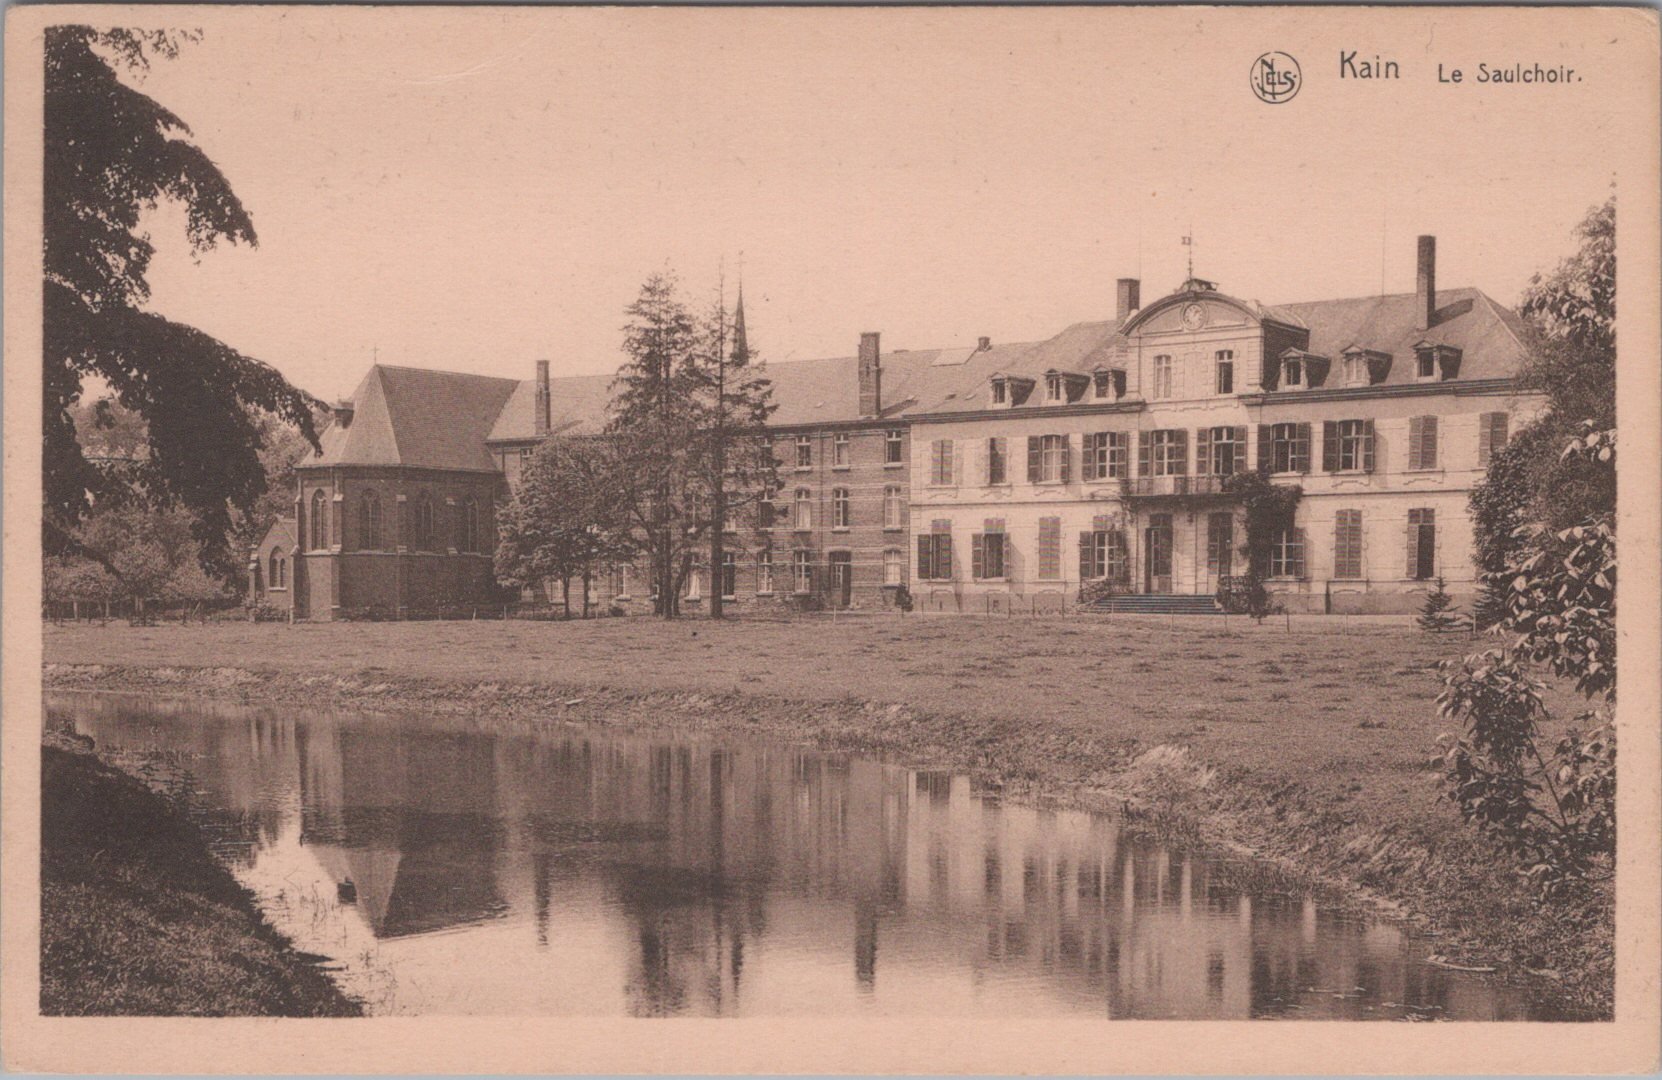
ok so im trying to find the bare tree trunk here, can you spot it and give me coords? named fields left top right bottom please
left=561, top=576, right=571, bottom=619
left=582, top=563, right=592, bottom=618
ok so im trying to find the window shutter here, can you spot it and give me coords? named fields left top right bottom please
left=1257, top=425, right=1272, bottom=472
left=1079, top=532, right=1093, bottom=582
left=1321, top=421, right=1339, bottom=472
left=1137, top=431, right=1151, bottom=477
left=1296, top=422, right=1312, bottom=474
left=1293, top=528, right=1306, bottom=579
left=952, top=440, right=963, bottom=485
left=1195, top=427, right=1212, bottom=475
left=1363, top=419, right=1377, bottom=473
left=937, top=534, right=954, bottom=580
left=1422, top=416, right=1437, bottom=469
left=1409, top=417, right=1425, bottom=470
left=1233, top=426, right=1247, bottom=464
left=1477, top=412, right=1493, bottom=465
left=1405, top=510, right=1420, bottom=578
left=917, top=536, right=931, bottom=580
left=1027, top=436, right=1042, bottom=483
left=1492, top=413, right=1509, bottom=458
left=971, top=533, right=984, bottom=580
left=1060, top=435, right=1072, bottom=483
left=1334, top=515, right=1347, bottom=577
left=1174, top=429, right=1189, bottom=475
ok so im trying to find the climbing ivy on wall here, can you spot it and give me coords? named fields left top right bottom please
left=1219, top=466, right=1302, bottom=619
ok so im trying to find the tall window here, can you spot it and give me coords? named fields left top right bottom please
left=795, top=435, right=813, bottom=468
left=883, top=549, right=903, bottom=586
left=613, top=564, right=633, bottom=599
left=1324, top=419, right=1374, bottom=473
left=1478, top=412, right=1510, bottom=466
left=792, top=550, right=813, bottom=594
left=883, top=485, right=904, bottom=529
left=972, top=529, right=1006, bottom=580
left=358, top=491, right=381, bottom=550
left=756, top=550, right=774, bottom=594
left=720, top=552, right=737, bottom=599
left=885, top=429, right=904, bottom=465
left=1408, top=416, right=1440, bottom=470
left=268, top=550, right=281, bottom=590
left=1152, top=354, right=1174, bottom=398
left=832, top=432, right=850, bottom=467
left=917, top=526, right=953, bottom=581
left=1334, top=510, right=1364, bottom=579
left=1149, top=430, right=1186, bottom=477
left=1037, top=517, right=1061, bottom=579
left=416, top=494, right=435, bottom=550
left=685, top=566, right=703, bottom=600
left=1408, top=508, right=1436, bottom=580
left=1215, top=350, right=1234, bottom=395
left=1267, top=422, right=1311, bottom=474
left=793, top=488, right=812, bottom=530
left=758, top=486, right=777, bottom=530
left=1084, top=432, right=1109, bottom=481
left=1201, top=426, right=1243, bottom=477
left=832, top=487, right=851, bottom=529
left=309, top=490, right=327, bottom=550
left=278, top=556, right=286, bottom=588
left=986, top=437, right=1007, bottom=484
left=1080, top=529, right=1129, bottom=584
left=1270, top=527, right=1305, bottom=579
left=460, top=497, right=480, bottom=553
left=1206, top=512, right=1234, bottom=574
left=1034, top=434, right=1068, bottom=483
left=930, top=439, right=954, bottom=485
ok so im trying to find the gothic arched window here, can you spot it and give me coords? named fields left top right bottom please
left=309, top=490, right=327, bottom=551
left=359, top=491, right=381, bottom=550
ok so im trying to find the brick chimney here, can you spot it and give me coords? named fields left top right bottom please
left=534, top=359, right=551, bottom=436
left=1416, top=235, right=1437, bottom=331
left=1115, top=278, right=1141, bottom=324
left=858, top=332, right=881, bottom=418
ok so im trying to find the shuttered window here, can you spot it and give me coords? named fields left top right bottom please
left=930, top=439, right=955, bottom=485
left=1028, top=434, right=1070, bottom=483
left=1334, top=509, right=1363, bottom=579
left=986, top=437, right=1007, bottom=484
left=1261, top=422, right=1312, bottom=474
left=918, top=521, right=954, bottom=581
left=1197, top=426, right=1247, bottom=476
left=1407, top=508, right=1436, bottom=580
left=1478, top=412, right=1509, bottom=466
left=1408, top=416, right=1440, bottom=470
left=1083, top=432, right=1109, bottom=481
left=1145, top=430, right=1188, bottom=476
left=971, top=530, right=1006, bottom=579
left=1037, top=517, right=1061, bottom=579
left=1322, top=419, right=1376, bottom=472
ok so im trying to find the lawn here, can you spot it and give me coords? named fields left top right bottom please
left=43, top=613, right=1574, bottom=830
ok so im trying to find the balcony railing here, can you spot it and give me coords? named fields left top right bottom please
left=1119, top=475, right=1233, bottom=499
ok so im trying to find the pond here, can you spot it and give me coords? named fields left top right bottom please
left=48, top=691, right=1554, bottom=1019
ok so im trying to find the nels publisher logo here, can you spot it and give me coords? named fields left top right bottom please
left=1250, top=52, right=1301, bottom=104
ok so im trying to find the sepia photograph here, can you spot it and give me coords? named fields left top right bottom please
left=3, top=4, right=1659, bottom=1074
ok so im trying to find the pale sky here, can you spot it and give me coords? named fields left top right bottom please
left=126, top=7, right=1622, bottom=401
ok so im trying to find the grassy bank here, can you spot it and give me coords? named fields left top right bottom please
left=40, top=740, right=362, bottom=1016
left=42, top=616, right=1612, bottom=1016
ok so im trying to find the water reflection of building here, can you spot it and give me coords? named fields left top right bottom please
left=56, top=693, right=1528, bottom=1020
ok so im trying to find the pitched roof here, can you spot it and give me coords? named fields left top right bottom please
left=305, top=365, right=519, bottom=472
left=764, top=341, right=1040, bottom=426
left=487, top=370, right=616, bottom=442
left=1275, top=287, right=1527, bottom=384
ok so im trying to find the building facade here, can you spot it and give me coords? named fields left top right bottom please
left=251, top=235, right=1538, bottom=619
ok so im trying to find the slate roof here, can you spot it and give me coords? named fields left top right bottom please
left=1275, top=288, right=1528, bottom=385
left=309, top=284, right=1529, bottom=472
left=305, top=365, right=519, bottom=472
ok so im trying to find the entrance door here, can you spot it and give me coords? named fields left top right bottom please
left=829, top=552, right=853, bottom=608
left=1144, top=514, right=1173, bottom=594
left=1206, top=512, right=1234, bottom=592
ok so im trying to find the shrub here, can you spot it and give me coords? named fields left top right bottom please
left=1416, top=574, right=1466, bottom=632
left=1123, top=744, right=1216, bottom=820
left=1437, top=426, right=1615, bottom=896
left=244, top=603, right=287, bottom=623
left=891, top=584, right=914, bottom=613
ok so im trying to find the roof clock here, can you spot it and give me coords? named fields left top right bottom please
left=1181, top=302, right=1207, bottom=331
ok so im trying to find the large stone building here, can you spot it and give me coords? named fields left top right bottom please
left=250, top=235, right=1539, bottom=618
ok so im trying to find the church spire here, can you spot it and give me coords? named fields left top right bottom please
left=731, top=280, right=749, bottom=364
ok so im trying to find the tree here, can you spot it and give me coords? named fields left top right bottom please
left=1468, top=196, right=1616, bottom=582
left=1218, top=467, right=1301, bottom=620
left=1416, top=574, right=1464, bottom=633
left=44, top=26, right=319, bottom=577
left=692, top=284, right=776, bottom=619
left=494, top=436, right=631, bottom=617
left=1439, top=425, right=1616, bottom=895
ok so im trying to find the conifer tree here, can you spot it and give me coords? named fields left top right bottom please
left=1417, top=574, right=1463, bottom=633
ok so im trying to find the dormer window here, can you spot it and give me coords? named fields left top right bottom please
left=1416, top=347, right=1436, bottom=380
left=1342, top=345, right=1393, bottom=385
left=1343, top=352, right=1367, bottom=386
left=1283, top=357, right=1304, bottom=388
left=1045, top=373, right=1064, bottom=402
left=1091, top=368, right=1127, bottom=401
left=1413, top=343, right=1463, bottom=381
left=991, top=378, right=1008, bottom=405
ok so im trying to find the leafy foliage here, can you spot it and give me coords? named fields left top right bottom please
left=494, top=436, right=633, bottom=617
left=1218, top=466, right=1300, bottom=620
left=1438, top=426, right=1615, bottom=895
left=44, top=26, right=319, bottom=576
